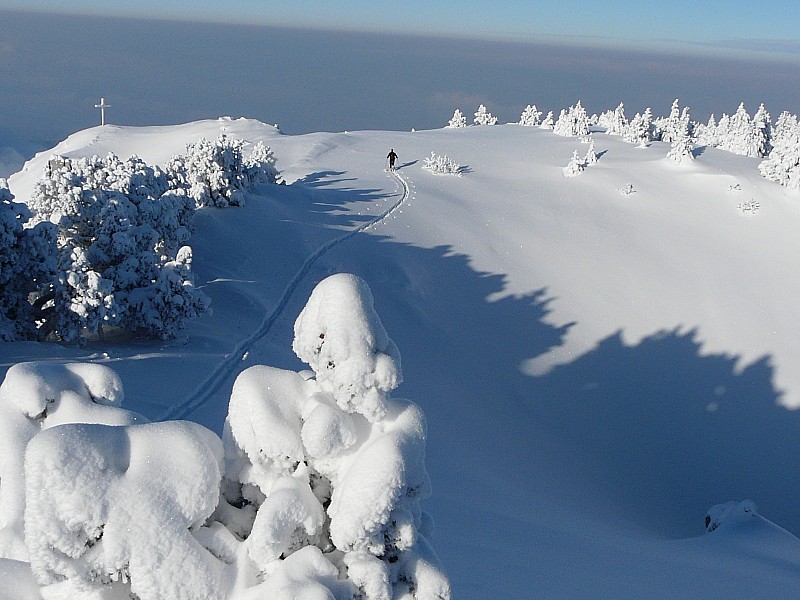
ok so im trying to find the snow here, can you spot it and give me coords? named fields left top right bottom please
left=3, top=116, right=800, bottom=598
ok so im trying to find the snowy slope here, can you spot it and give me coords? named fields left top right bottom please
left=5, top=118, right=800, bottom=599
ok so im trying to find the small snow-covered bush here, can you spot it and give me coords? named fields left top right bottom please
left=473, top=104, right=497, bottom=126
left=446, top=109, right=467, bottom=128
left=221, top=273, right=450, bottom=600
left=705, top=500, right=758, bottom=533
left=422, top=152, right=464, bottom=176
left=562, top=150, right=586, bottom=177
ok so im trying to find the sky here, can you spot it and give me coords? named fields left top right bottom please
left=1, top=6, right=800, bottom=176
left=3, top=0, right=800, bottom=51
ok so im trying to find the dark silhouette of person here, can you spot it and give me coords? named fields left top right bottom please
left=387, top=149, right=398, bottom=171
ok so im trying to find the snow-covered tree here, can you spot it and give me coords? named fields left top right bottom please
left=446, top=109, right=467, bottom=128
left=540, top=110, right=555, bottom=129
left=0, top=181, right=56, bottom=341
left=554, top=101, right=590, bottom=137
left=519, top=104, right=542, bottom=126
left=600, top=102, right=627, bottom=136
left=624, top=108, right=655, bottom=146
left=167, top=135, right=248, bottom=208
left=563, top=150, right=585, bottom=177
left=585, top=138, right=598, bottom=165
left=219, top=274, right=451, bottom=600
left=422, top=152, right=464, bottom=176
left=28, top=153, right=207, bottom=342
left=695, top=114, right=718, bottom=147
left=759, top=111, right=800, bottom=190
left=712, top=103, right=771, bottom=158
left=245, top=140, right=280, bottom=186
left=657, top=99, right=683, bottom=143
left=473, top=104, right=498, bottom=126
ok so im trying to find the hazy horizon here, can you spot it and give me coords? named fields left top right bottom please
left=2, top=9, right=800, bottom=170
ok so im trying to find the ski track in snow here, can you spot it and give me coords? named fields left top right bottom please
left=159, top=170, right=410, bottom=421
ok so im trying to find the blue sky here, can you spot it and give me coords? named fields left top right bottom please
left=3, top=0, right=800, bottom=52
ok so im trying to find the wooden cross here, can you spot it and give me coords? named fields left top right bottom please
left=94, top=97, right=110, bottom=126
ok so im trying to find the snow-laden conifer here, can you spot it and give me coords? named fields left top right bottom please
left=600, top=102, right=627, bottom=135
left=446, top=109, right=467, bottom=128
left=473, top=104, right=498, bottom=126
left=554, top=101, right=590, bottom=137
left=759, top=111, right=800, bottom=189
left=585, top=138, right=598, bottom=165
left=519, top=104, right=542, bottom=126
left=563, top=150, right=586, bottom=177
left=540, top=110, right=555, bottom=129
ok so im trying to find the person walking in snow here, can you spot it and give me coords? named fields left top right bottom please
left=387, top=148, right=398, bottom=171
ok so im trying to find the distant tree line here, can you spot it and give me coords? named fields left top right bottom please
left=449, top=100, right=800, bottom=186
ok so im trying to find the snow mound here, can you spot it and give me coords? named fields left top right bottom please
left=24, top=420, right=224, bottom=600
left=293, top=273, right=402, bottom=423
left=0, top=362, right=143, bottom=562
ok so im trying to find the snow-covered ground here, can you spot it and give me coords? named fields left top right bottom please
left=4, top=117, right=800, bottom=598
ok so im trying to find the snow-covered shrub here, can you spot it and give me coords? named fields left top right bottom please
left=446, top=109, right=467, bottom=128
left=167, top=134, right=248, bottom=208
left=221, top=273, right=450, bottom=600
left=0, top=181, right=56, bottom=341
left=28, top=154, right=206, bottom=342
left=519, top=104, right=542, bottom=126
left=598, top=102, right=628, bottom=135
left=245, top=140, right=280, bottom=186
left=737, top=198, right=760, bottom=214
left=0, top=362, right=143, bottom=562
left=422, top=152, right=464, bottom=176
left=562, top=150, right=585, bottom=177
left=704, top=500, right=758, bottom=533
left=759, top=111, right=800, bottom=189
left=25, top=420, right=224, bottom=600
left=554, top=101, right=589, bottom=137
left=473, top=104, right=497, bottom=126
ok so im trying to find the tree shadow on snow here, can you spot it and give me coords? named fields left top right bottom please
left=235, top=172, right=798, bottom=599
left=269, top=172, right=797, bottom=541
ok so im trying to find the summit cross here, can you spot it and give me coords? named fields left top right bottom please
left=94, top=97, right=110, bottom=126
